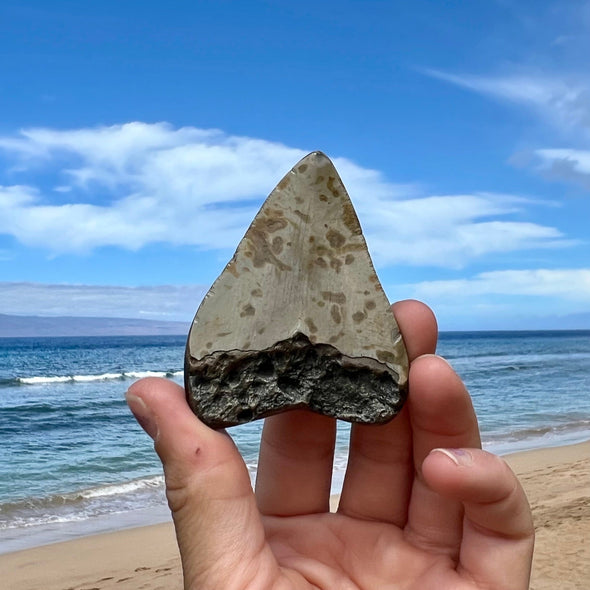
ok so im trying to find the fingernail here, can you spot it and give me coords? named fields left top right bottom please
left=431, top=448, right=474, bottom=466
left=126, top=393, right=159, bottom=440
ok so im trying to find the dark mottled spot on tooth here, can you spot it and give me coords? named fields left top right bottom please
left=317, top=300, right=325, bottom=307
left=345, top=254, right=355, bottom=265
left=257, top=327, right=265, bottom=334
left=295, top=196, right=303, bottom=204
left=294, top=209, right=311, bottom=223
left=328, top=331, right=344, bottom=343
left=365, top=300, right=376, bottom=310
left=352, top=311, right=366, bottom=323
left=298, top=164, right=308, bottom=173
left=226, top=261, right=239, bottom=277
left=309, top=236, right=315, bottom=243
left=206, top=342, right=213, bottom=348
left=271, top=236, right=284, bottom=255
left=305, top=318, right=318, bottom=333
left=377, top=350, right=396, bottom=364
left=327, top=176, right=340, bottom=197
left=364, top=290, right=370, bottom=295
left=331, top=304, right=342, bottom=324
left=217, top=332, right=231, bottom=337
left=326, top=229, right=346, bottom=248
left=319, top=193, right=328, bottom=202
left=251, top=288, right=263, bottom=297
left=315, top=257, right=328, bottom=268
left=264, top=218, right=288, bottom=233
left=243, top=341, right=251, bottom=349
left=240, top=304, right=255, bottom=317
left=247, top=228, right=292, bottom=271
left=330, top=257, right=343, bottom=272
left=322, top=291, right=346, bottom=304
left=341, top=200, right=362, bottom=235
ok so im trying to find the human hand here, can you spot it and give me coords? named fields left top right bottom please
left=126, top=300, right=534, bottom=589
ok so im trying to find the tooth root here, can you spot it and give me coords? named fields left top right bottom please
left=185, top=151, right=408, bottom=428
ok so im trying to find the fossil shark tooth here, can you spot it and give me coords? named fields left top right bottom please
left=185, top=151, right=408, bottom=428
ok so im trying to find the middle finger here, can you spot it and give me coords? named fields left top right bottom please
left=338, top=299, right=438, bottom=525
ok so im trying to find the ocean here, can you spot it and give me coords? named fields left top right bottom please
left=1, top=331, right=589, bottom=553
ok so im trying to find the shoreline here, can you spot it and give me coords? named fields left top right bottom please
left=1, top=439, right=588, bottom=590
left=2, top=430, right=589, bottom=556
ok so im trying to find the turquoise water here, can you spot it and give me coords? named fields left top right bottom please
left=1, top=331, right=589, bottom=552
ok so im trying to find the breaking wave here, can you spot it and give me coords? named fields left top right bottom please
left=0, top=476, right=166, bottom=530
left=11, top=370, right=184, bottom=386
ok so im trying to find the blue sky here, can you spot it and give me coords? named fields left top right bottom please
left=1, top=0, right=589, bottom=330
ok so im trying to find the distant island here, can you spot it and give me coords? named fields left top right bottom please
left=0, top=314, right=189, bottom=337
left=2, top=312, right=589, bottom=337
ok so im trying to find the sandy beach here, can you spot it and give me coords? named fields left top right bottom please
left=2, top=440, right=588, bottom=590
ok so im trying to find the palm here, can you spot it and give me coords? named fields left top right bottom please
left=262, top=512, right=464, bottom=589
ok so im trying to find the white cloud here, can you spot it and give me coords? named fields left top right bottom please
left=422, top=66, right=590, bottom=192
left=401, top=268, right=590, bottom=329
left=358, top=193, right=568, bottom=268
left=536, top=149, right=590, bottom=174
left=407, top=268, right=590, bottom=302
left=0, top=122, right=569, bottom=267
left=0, top=124, right=307, bottom=252
left=423, top=69, right=590, bottom=133
left=0, top=282, right=207, bottom=321
left=532, top=148, right=590, bottom=189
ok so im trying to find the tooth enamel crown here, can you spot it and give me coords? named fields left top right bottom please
left=185, top=151, right=408, bottom=428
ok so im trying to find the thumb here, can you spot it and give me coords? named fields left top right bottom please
left=126, top=377, right=272, bottom=589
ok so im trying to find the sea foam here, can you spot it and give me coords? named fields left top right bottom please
left=16, top=370, right=183, bottom=385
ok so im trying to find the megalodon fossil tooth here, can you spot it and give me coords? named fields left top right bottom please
left=185, top=151, right=408, bottom=428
